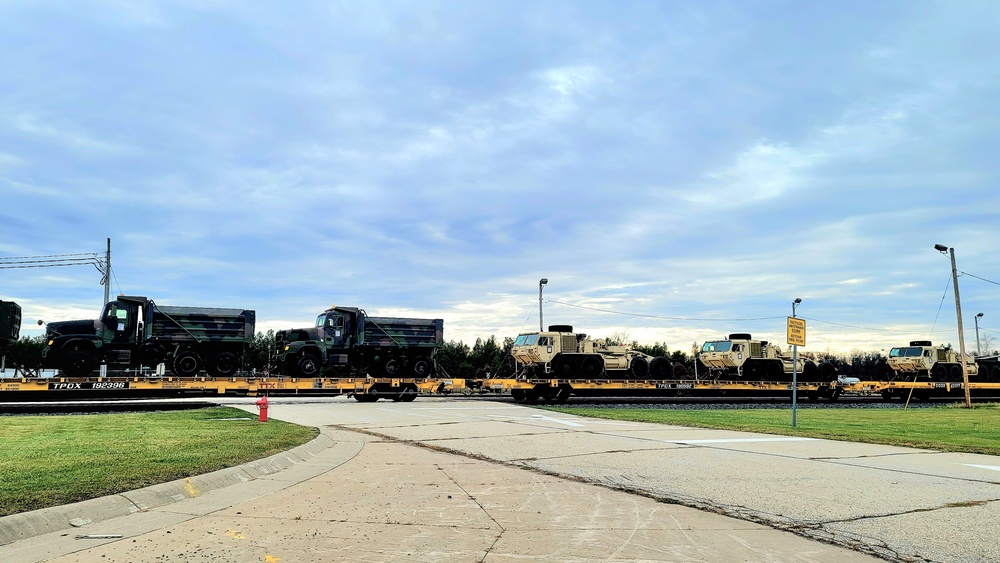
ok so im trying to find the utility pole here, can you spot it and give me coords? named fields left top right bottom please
left=935, top=244, right=971, bottom=408
left=538, top=278, right=548, bottom=331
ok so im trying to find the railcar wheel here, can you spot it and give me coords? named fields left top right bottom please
left=511, top=389, right=526, bottom=403
left=172, top=350, right=203, bottom=377
left=295, top=353, right=322, bottom=377
left=554, top=387, right=571, bottom=403
left=354, top=394, right=379, bottom=402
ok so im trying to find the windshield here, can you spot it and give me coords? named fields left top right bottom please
left=701, top=341, right=732, bottom=353
left=893, top=347, right=923, bottom=357
left=315, top=314, right=327, bottom=327
left=513, top=334, right=539, bottom=346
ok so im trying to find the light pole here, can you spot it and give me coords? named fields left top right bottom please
left=791, top=297, right=802, bottom=427
left=975, top=313, right=984, bottom=356
left=934, top=244, right=971, bottom=407
left=538, top=278, right=548, bottom=332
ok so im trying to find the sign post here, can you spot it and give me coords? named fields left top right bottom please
left=787, top=312, right=806, bottom=427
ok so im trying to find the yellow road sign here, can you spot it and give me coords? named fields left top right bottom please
left=787, top=317, right=806, bottom=347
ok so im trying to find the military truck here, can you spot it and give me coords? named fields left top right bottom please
left=273, top=306, right=444, bottom=378
left=42, top=295, right=255, bottom=377
left=510, top=325, right=670, bottom=379
left=887, top=340, right=1000, bottom=382
left=0, top=299, right=21, bottom=357
left=698, top=333, right=836, bottom=382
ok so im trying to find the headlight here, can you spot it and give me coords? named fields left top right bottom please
left=47, top=339, right=54, bottom=346
left=284, top=345, right=289, bottom=351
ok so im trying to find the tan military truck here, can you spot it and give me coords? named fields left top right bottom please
left=887, top=340, right=1000, bottom=382
left=510, top=324, right=671, bottom=379
left=698, top=333, right=836, bottom=382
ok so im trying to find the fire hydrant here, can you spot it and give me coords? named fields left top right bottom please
left=255, top=395, right=269, bottom=422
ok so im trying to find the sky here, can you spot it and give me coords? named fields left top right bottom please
left=2, top=0, right=999, bottom=357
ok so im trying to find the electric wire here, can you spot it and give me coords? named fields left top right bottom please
left=960, top=271, right=1000, bottom=286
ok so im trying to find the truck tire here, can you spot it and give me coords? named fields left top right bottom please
left=628, top=357, right=649, bottom=379
left=63, top=344, right=97, bottom=377
left=930, top=364, right=947, bottom=381
left=649, top=357, right=670, bottom=379
left=383, top=357, right=404, bottom=377
left=139, top=343, right=166, bottom=368
left=581, top=355, right=604, bottom=378
left=411, top=357, right=432, bottom=378
left=172, top=350, right=203, bottom=377
left=551, top=355, right=574, bottom=378
left=295, top=353, right=322, bottom=377
left=209, top=352, right=239, bottom=377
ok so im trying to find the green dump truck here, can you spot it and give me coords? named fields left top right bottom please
left=0, top=299, right=21, bottom=356
left=274, top=306, right=444, bottom=378
left=42, top=295, right=255, bottom=377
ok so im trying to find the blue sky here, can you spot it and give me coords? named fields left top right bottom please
left=2, top=1, right=998, bottom=356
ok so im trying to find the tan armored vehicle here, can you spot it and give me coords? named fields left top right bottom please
left=511, top=325, right=670, bottom=379
left=698, top=333, right=835, bottom=382
left=886, top=340, right=1000, bottom=382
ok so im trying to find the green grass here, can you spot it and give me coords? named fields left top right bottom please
left=541, top=404, right=1000, bottom=456
left=0, top=407, right=318, bottom=516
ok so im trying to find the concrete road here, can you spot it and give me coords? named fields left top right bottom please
left=2, top=396, right=996, bottom=562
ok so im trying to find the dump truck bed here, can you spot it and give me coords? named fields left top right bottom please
left=150, top=305, right=255, bottom=342
left=361, top=316, right=443, bottom=349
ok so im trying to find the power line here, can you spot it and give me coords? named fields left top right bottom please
left=960, top=271, right=1000, bottom=286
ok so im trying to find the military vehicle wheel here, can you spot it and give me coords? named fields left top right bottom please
left=628, top=356, right=649, bottom=379
left=295, top=354, right=321, bottom=377
left=63, top=346, right=97, bottom=377
left=819, top=362, right=837, bottom=382
left=551, top=356, right=574, bottom=378
left=802, top=361, right=817, bottom=382
left=139, top=343, right=166, bottom=368
left=172, top=350, right=202, bottom=377
left=767, top=361, right=783, bottom=380
left=992, top=366, right=1000, bottom=382
left=743, top=362, right=761, bottom=380
left=383, top=357, right=404, bottom=377
left=411, top=357, right=432, bottom=378
left=930, top=364, right=947, bottom=381
left=948, top=365, right=963, bottom=382
left=581, top=355, right=603, bottom=378
left=209, top=352, right=239, bottom=377
left=649, top=357, right=670, bottom=379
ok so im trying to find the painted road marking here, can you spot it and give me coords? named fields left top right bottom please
left=963, top=464, right=1000, bottom=472
left=531, top=414, right=586, bottom=427
left=665, top=437, right=816, bottom=444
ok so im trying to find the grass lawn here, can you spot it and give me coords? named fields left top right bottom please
left=0, top=406, right=318, bottom=516
left=541, top=404, right=1000, bottom=456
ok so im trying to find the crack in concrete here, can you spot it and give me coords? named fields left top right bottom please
left=435, top=464, right=505, bottom=563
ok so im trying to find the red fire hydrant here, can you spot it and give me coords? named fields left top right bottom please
left=255, top=395, right=269, bottom=422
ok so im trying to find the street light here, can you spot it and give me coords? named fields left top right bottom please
left=975, top=312, right=984, bottom=356
left=791, top=298, right=802, bottom=427
left=934, top=244, right=971, bottom=407
left=538, top=278, right=548, bottom=331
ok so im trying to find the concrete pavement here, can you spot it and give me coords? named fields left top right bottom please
left=2, top=396, right=997, bottom=562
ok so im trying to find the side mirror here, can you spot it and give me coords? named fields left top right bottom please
left=103, top=315, right=117, bottom=328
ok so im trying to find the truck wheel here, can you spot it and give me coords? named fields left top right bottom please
left=581, top=355, right=604, bottom=378
left=551, top=356, right=574, bottom=378
left=383, top=357, right=403, bottom=377
left=411, top=357, right=432, bottom=378
left=649, top=357, right=670, bottom=380
left=930, top=364, right=947, bottom=381
left=139, top=344, right=166, bottom=368
left=63, top=346, right=96, bottom=377
left=209, top=352, right=239, bottom=377
left=172, top=350, right=202, bottom=377
left=628, top=357, right=649, bottom=379
left=294, top=354, right=321, bottom=377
